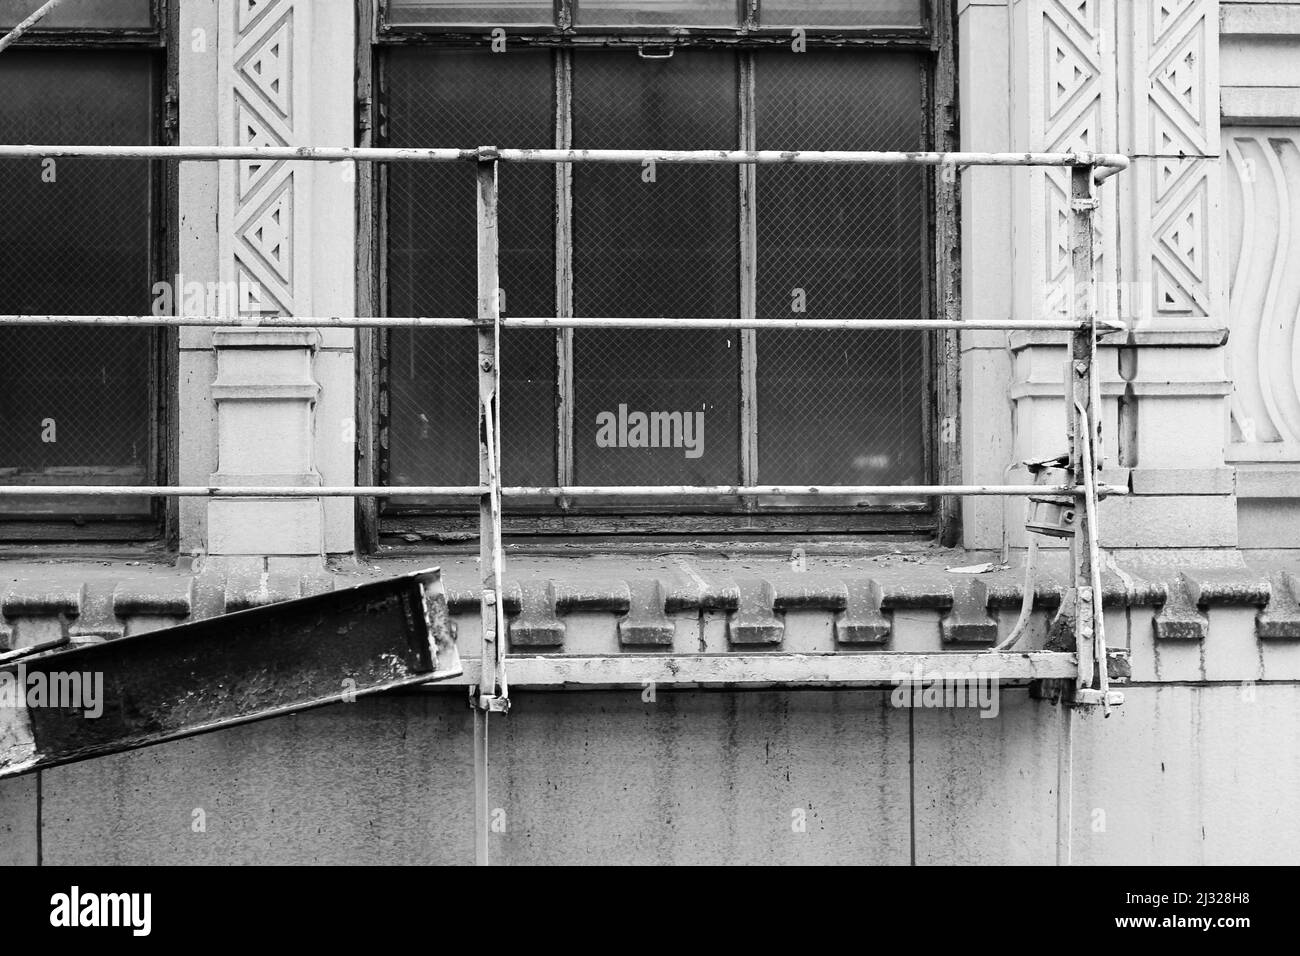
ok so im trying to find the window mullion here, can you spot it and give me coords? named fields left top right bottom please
left=739, top=51, right=758, bottom=489
left=555, top=48, right=574, bottom=501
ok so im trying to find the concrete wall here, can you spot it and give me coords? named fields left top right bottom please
left=2, top=683, right=1295, bottom=865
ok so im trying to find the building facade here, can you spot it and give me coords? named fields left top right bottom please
left=1, top=0, right=1299, bottom=864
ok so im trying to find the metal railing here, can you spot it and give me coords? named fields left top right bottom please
left=0, top=144, right=1129, bottom=719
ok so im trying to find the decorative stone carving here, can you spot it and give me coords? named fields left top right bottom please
left=1225, top=128, right=1300, bottom=461
left=1119, top=0, right=1221, bottom=325
left=222, top=0, right=299, bottom=316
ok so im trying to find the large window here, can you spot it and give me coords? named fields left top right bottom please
left=0, top=2, right=170, bottom=541
left=368, top=0, right=949, bottom=538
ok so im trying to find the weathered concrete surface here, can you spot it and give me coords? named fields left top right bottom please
left=486, top=691, right=910, bottom=866
left=2, top=684, right=1296, bottom=865
left=1069, top=684, right=1300, bottom=865
left=913, top=684, right=1300, bottom=865
left=0, top=773, right=37, bottom=866
left=912, top=688, right=1060, bottom=865
left=34, top=695, right=475, bottom=866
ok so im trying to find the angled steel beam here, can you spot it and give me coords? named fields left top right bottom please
left=0, top=568, right=460, bottom=778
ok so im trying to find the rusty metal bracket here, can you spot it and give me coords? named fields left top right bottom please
left=1069, top=688, right=1125, bottom=710
left=0, top=568, right=460, bottom=779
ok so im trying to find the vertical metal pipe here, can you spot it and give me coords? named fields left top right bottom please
left=473, top=705, right=489, bottom=867
left=475, top=152, right=503, bottom=866
left=1069, top=165, right=1099, bottom=691
left=1056, top=698, right=1074, bottom=865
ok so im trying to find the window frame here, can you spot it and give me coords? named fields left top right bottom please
left=357, top=0, right=959, bottom=548
left=0, top=0, right=178, bottom=545
left=376, top=0, right=933, bottom=39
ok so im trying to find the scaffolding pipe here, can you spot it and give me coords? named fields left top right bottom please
left=0, top=0, right=68, bottom=53
left=0, top=314, right=1119, bottom=332
left=0, top=143, right=1130, bottom=176
left=473, top=154, right=505, bottom=868
left=0, top=483, right=1127, bottom=498
left=1068, top=164, right=1105, bottom=695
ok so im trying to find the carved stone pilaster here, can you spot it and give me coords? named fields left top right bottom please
left=196, top=0, right=356, bottom=564
left=207, top=330, right=323, bottom=558
left=1010, top=0, right=1119, bottom=329
left=205, top=0, right=322, bottom=563
left=219, top=0, right=305, bottom=317
left=1004, top=1, right=1234, bottom=549
left=1117, top=0, right=1223, bottom=326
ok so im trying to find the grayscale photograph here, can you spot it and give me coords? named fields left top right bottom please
left=0, top=0, right=1288, bottom=902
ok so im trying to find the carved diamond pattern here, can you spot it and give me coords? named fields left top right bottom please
left=1149, top=14, right=1206, bottom=150
left=1036, top=1, right=1109, bottom=317
left=1151, top=171, right=1209, bottom=316
left=237, top=0, right=276, bottom=33
left=1142, top=0, right=1214, bottom=319
left=1151, top=0, right=1197, bottom=47
left=235, top=7, right=293, bottom=122
left=1044, top=12, right=1099, bottom=135
left=225, top=0, right=296, bottom=316
left=235, top=91, right=286, bottom=202
left=239, top=176, right=294, bottom=288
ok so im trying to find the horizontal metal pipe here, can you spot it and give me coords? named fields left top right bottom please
left=493, top=149, right=1132, bottom=172
left=500, top=485, right=1127, bottom=497
left=444, top=651, right=1082, bottom=688
left=0, top=484, right=1127, bottom=498
left=0, top=145, right=472, bottom=162
left=0, top=144, right=1130, bottom=174
left=0, top=486, right=478, bottom=498
left=0, top=314, right=1119, bottom=332
left=491, top=317, right=1110, bottom=331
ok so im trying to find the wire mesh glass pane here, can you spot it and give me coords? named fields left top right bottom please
left=385, top=0, right=555, bottom=27
left=385, top=48, right=556, bottom=503
left=571, top=50, right=739, bottom=490
left=755, top=51, right=927, bottom=498
left=760, top=0, right=924, bottom=29
left=577, top=0, right=738, bottom=27
left=0, top=0, right=153, bottom=29
left=0, top=50, right=156, bottom=519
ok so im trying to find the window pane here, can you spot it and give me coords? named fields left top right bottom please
left=385, top=0, right=555, bottom=26
left=577, top=0, right=737, bottom=27
left=755, top=52, right=927, bottom=494
left=0, top=0, right=153, bottom=29
left=761, top=0, right=924, bottom=29
left=385, top=49, right=556, bottom=498
left=572, top=50, right=739, bottom=489
left=0, top=51, right=156, bottom=519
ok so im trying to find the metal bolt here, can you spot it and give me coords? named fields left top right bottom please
left=1075, top=362, right=1088, bottom=375
left=481, top=359, right=493, bottom=372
